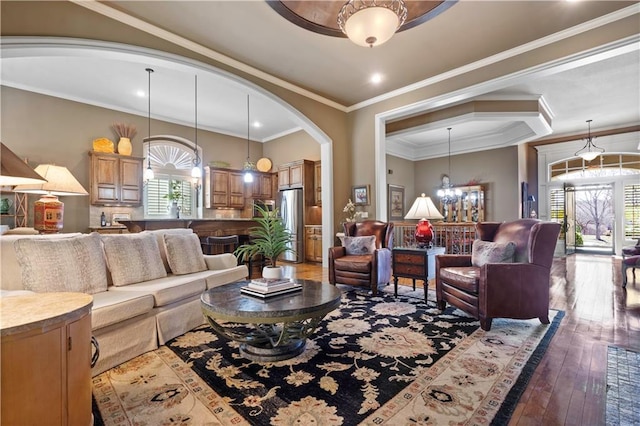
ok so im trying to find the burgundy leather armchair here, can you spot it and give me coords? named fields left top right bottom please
left=436, top=219, right=561, bottom=331
left=329, top=221, right=394, bottom=295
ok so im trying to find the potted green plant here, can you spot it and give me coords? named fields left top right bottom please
left=234, top=204, right=293, bottom=279
left=163, top=180, right=182, bottom=218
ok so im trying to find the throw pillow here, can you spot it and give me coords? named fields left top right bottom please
left=343, top=235, right=377, bottom=255
left=471, top=239, right=516, bottom=267
left=163, top=233, right=207, bottom=275
left=14, top=232, right=108, bottom=294
left=102, top=232, right=167, bottom=286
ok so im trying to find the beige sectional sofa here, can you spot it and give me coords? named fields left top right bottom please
left=0, top=228, right=248, bottom=375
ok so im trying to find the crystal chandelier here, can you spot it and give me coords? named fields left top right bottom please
left=437, top=127, right=461, bottom=204
left=574, top=119, right=604, bottom=162
left=337, top=0, right=408, bottom=48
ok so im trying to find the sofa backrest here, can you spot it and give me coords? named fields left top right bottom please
left=146, top=228, right=194, bottom=272
left=0, top=233, right=83, bottom=291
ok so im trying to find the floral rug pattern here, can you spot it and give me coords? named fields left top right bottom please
left=93, top=287, right=561, bottom=425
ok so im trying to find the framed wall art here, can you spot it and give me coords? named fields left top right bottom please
left=352, top=184, right=370, bottom=206
left=388, top=184, right=405, bottom=221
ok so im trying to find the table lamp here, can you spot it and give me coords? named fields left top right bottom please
left=404, top=193, right=444, bottom=248
left=0, top=143, right=48, bottom=186
left=13, top=164, right=88, bottom=233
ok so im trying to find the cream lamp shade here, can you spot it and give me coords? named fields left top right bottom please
left=404, top=194, right=444, bottom=221
left=0, top=143, right=48, bottom=186
left=338, top=0, right=408, bottom=47
left=13, top=164, right=88, bottom=233
left=404, top=193, right=444, bottom=248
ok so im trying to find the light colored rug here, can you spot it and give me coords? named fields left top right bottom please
left=93, top=286, right=562, bottom=425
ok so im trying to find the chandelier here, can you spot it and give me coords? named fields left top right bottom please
left=338, top=0, right=408, bottom=47
left=243, top=95, right=256, bottom=183
left=437, top=127, right=461, bottom=205
left=574, top=119, right=604, bottom=162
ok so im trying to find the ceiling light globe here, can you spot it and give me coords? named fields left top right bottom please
left=243, top=171, right=254, bottom=183
left=143, top=167, right=154, bottom=181
left=191, top=166, right=202, bottom=178
left=344, top=7, right=400, bottom=47
left=579, top=151, right=599, bottom=162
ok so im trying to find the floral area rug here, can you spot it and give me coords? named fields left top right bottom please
left=92, top=287, right=562, bottom=425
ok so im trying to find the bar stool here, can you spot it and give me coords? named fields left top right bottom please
left=204, top=235, right=239, bottom=255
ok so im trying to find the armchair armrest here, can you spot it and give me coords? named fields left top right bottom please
left=478, top=262, right=551, bottom=320
left=329, top=246, right=346, bottom=259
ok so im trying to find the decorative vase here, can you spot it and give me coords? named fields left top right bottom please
left=117, top=137, right=132, bottom=156
left=168, top=201, right=181, bottom=219
left=262, top=266, right=283, bottom=280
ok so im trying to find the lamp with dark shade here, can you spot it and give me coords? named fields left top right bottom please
left=404, top=193, right=444, bottom=248
left=14, top=164, right=88, bottom=233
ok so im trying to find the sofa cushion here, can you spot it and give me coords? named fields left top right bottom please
left=148, top=228, right=194, bottom=273
left=334, top=255, right=372, bottom=273
left=163, top=233, right=207, bottom=275
left=440, top=266, right=480, bottom=293
left=471, top=240, right=516, bottom=267
left=14, top=233, right=108, bottom=294
left=204, top=265, right=248, bottom=289
left=1, top=233, right=83, bottom=291
left=102, top=232, right=167, bottom=286
left=343, top=236, right=376, bottom=255
left=91, top=290, right=155, bottom=331
left=108, top=273, right=206, bottom=307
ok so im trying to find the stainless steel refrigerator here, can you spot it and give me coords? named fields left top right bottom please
left=277, top=188, right=304, bottom=263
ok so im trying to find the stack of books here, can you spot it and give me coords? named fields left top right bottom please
left=240, top=278, right=302, bottom=299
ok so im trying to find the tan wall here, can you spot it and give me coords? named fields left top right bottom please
left=414, top=146, right=520, bottom=222
left=263, top=130, right=320, bottom=170
left=3, top=1, right=635, bottom=230
left=385, top=155, right=415, bottom=220
left=1, top=86, right=265, bottom=232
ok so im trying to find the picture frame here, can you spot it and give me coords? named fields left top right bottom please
left=352, top=184, right=370, bottom=206
left=388, top=184, right=405, bottom=221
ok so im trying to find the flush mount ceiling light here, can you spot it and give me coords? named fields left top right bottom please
left=337, top=0, right=407, bottom=47
left=267, top=0, right=454, bottom=47
left=575, top=119, right=604, bottom=162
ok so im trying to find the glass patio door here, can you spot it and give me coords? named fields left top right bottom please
left=564, top=185, right=576, bottom=255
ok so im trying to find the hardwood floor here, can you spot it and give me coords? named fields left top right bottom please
left=282, top=254, right=640, bottom=425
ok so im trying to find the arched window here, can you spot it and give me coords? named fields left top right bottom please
left=143, top=139, right=201, bottom=218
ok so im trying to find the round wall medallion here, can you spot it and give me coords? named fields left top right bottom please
left=256, top=157, right=272, bottom=172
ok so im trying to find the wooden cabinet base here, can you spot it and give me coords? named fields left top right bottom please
left=1, top=293, right=93, bottom=425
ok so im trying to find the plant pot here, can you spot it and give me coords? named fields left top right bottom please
left=117, top=137, right=132, bottom=156
left=262, top=266, right=283, bottom=280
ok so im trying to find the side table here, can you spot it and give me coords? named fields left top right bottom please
left=392, top=246, right=446, bottom=302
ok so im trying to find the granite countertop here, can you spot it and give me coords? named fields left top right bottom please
left=1, top=292, right=93, bottom=336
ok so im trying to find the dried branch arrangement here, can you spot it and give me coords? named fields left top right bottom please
left=112, top=122, right=137, bottom=139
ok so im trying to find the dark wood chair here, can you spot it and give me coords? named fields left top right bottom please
left=203, top=235, right=239, bottom=255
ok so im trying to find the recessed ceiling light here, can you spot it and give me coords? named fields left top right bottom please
left=371, top=73, right=383, bottom=84
left=252, top=121, right=262, bottom=128
left=136, top=90, right=145, bottom=97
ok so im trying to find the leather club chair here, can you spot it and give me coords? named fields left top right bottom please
left=329, top=220, right=394, bottom=295
left=435, top=219, right=561, bottom=331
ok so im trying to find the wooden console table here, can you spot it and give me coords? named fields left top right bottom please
left=1, top=292, right=94, bottom=425
left=392, top=247, right=446, bottom=302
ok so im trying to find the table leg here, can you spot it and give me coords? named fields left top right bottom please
left=394, top=276, right=398, bottom=297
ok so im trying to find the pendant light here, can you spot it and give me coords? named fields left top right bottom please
left=243, top=94, right=255, bottom=183
left=437, top=127, right=462, bottom=204
left=143, top=68, right=155, bottom=182
left=575, top=119, right=604, bottom=162
left=191, top=74, right=202, bottom=180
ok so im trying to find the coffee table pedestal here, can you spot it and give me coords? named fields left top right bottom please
left=201, top=280, right=342, bottom=362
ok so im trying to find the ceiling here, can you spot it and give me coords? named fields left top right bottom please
left=1, top=1, right=638, bottom=159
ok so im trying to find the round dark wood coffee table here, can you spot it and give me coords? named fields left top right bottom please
left=200, top=279, right=342, bottom=362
